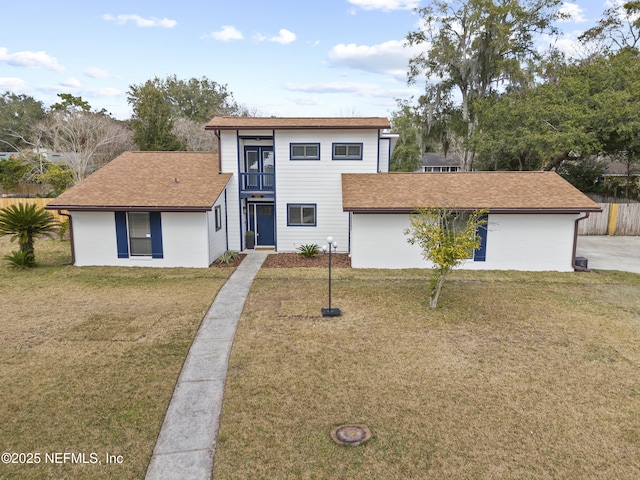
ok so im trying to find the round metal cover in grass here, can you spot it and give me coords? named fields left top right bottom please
left=330, top=424, right=372, bottom=446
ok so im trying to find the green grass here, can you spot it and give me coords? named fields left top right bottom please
left=3, top=236, right=640, bottom=479
left=214, top=267, right=640, bottom=479
left=0, top=237, right=233, bottom=479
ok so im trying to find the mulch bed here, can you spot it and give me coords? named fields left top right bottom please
left=210, top=252, right=351, bottom=268
left=210, top=254, right=246, bottom=268
left=262, top=252, right=351, bottom=268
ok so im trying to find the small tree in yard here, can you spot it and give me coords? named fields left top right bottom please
left=0, top=203, right=59, bottom=267
left=405, top=207, right=487, bottom=309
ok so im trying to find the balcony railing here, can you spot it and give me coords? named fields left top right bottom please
left=240, top=172, right=274, bottom=192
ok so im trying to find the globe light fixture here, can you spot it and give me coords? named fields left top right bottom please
left=321, top=235, right=341, bottom=317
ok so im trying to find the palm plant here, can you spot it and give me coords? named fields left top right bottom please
left=0, top=203, right=59, bottom=267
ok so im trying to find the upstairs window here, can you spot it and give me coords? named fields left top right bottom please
left=290, top=143, right=320, bottom=160
left=332, top=143, right=362, bottom=160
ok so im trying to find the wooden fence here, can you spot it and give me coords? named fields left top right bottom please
left=0, top=198, right=66, bottom=222
left=578, top=202, right=640, bottom=235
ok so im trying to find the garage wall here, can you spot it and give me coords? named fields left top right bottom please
left=350, top=212, right=579, bottom=271
left=71, top=211, right=212, bottom=268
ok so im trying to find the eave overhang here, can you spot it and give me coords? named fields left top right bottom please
left=45, top=205, right=213, bottom=213
left=344, top=206, right=604, bottom=214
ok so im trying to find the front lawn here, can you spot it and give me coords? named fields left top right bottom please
left=0, top=237, right=232, bottom=479
left=214, top=267, right=640, bottom=479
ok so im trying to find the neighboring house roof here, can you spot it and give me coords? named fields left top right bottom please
left=46, top=151, right=231, bottom=212
left=205, top=116, right=391, bottom=130
left=421, top=152, right=461, bottom=168
left=342, top=171, right=602, bottom=213
left=603, top=160, right=640, bottom=177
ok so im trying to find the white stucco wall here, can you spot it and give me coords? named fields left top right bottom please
left=350, top=212, right=580, bottom=271
left=71, top=210, right=213, bottom=268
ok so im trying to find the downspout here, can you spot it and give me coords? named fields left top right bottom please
left=572, top=212, right=590, bottom=272
left=57, top=210, right=75, bottom=265
left=215, top=130, right=222, bottom=173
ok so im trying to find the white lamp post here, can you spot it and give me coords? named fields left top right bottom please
left=321, top=236, right=341, bottom=317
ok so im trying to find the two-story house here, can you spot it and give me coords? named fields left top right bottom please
left=46, top=116, right=601, bottom=271
left=206, top=117, right=397, bottom=252
left=45, top=117, right=397, bottom=267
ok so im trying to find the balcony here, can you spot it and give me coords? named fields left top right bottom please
left=240, top=172, right=275, bottom=194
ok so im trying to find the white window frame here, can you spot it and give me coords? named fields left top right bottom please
left=128, top=212, right=152, bottom=256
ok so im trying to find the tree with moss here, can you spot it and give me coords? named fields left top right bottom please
left=405, top=207, right=487, bottom=309
left=0, top=203, right=59, bottom=267
left=406, top=0, right=566, bottom=171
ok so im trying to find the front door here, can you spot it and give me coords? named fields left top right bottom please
left=256, top=205, right=275, bottom=245
left=248, top=203, right=275, bottom=246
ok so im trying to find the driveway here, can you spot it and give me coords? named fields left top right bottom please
left=576, top=235, right=640, bottom=274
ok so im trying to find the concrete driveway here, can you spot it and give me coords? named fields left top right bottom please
left=576, top=235, right=640, bottom=274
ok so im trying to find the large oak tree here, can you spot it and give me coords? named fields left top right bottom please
left=406, top=0, right=566, bottom=170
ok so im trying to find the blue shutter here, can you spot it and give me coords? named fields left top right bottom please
left=114, top=211, right=129, bottom=258
left=150, top=212, right=164, bottom=259
left=474, top=214, right=488, bottom=262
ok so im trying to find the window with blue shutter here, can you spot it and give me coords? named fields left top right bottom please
left=149, top=212, right=163, bottom=258
left=114, top=211, right=163, bottom=259
left=114, top=211, right=129, bottom=258
left=474, top=214, right=488, bottom=262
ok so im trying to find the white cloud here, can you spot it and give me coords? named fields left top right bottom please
left=61, top=77, right=81, bottom=88
left=284, top=81, right=418, bottom=100
left=85, top=67, right=110, bottom=78
left=290, top=96, right=324, bottom=106
left=327, top=40, right=421, bottom=78
left=559, top=3, right=587, bottom=23
left=86, top=87, right=123, bottom=98
left=0, top=47, right=64, bottom=71
left=348, top=0, right=420, bottom=11
left=207, top=25, right=243, bottom=41
left=0, top=77, right=29, bottom=93
left=269, top=29, right=296, bottom=44
left=102, top=14, right=177, bottom=28
left=256, top=29, right=296, bottom=44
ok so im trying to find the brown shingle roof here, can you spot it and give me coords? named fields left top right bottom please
left=205, top=116, right=390, bottom=130
left=342, top=172, right=602, bottom=213
left=46, top=151, right=231, bottom=212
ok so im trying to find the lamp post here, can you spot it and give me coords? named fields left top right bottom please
left=321, top=236, right=341, bottom=317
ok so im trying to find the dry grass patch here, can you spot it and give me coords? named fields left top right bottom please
left=214, top=267, right=640, bottom=479
left=0, top=237, right=233, bottom=479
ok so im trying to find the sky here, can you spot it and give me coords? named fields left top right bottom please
left=0, top=0, right=619, bottom=121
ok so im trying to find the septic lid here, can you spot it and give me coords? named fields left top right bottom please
left=330, top=424, right=372, bottom=446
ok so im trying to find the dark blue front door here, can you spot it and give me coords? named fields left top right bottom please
left=249, top=204, right=275, bottom=246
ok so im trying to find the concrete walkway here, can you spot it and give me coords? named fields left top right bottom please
left=145, top=251, right=268, bottom=480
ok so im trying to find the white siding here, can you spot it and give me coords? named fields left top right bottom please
left=71, top=211, right=212, bottom=268
left=207, top=192, right=228, bottom=264
left=351, top=213, right=579, bottom=271
left=378, top=137, right=390, bottom=173
left=274, top=129, right=380, bottom=252
left=219, top=130, right=242, bottom=250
